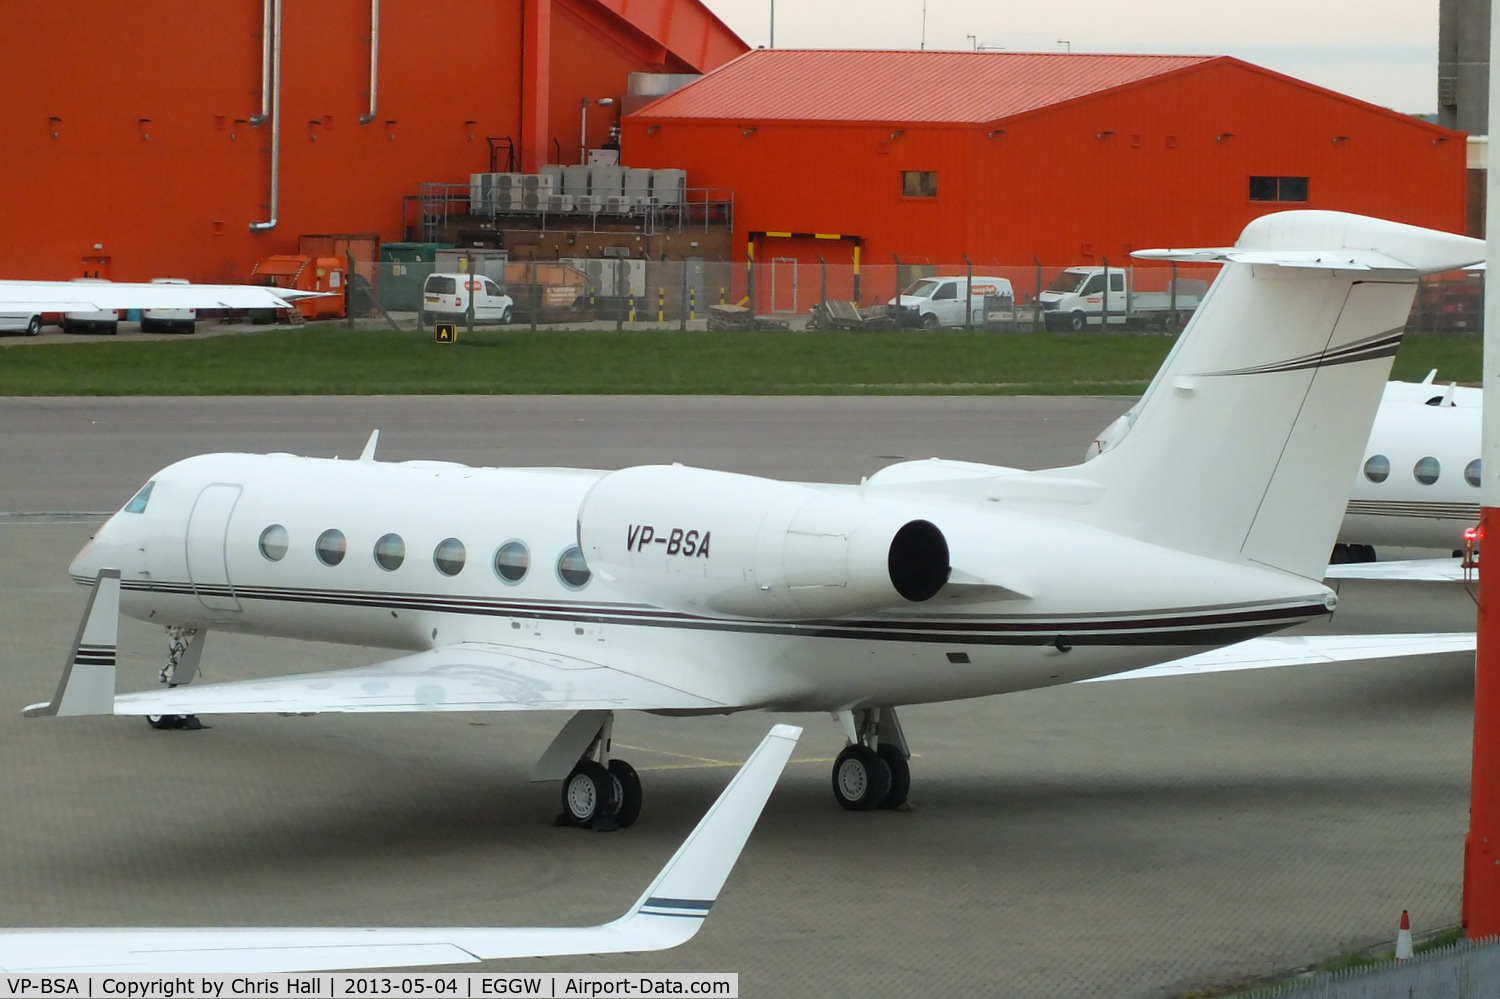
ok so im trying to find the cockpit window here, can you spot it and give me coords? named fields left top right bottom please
left=123, top=481, right=155, bottom=514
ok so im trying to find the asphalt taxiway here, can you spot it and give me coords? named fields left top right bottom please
left=0, top=396, right=1479, bottom=997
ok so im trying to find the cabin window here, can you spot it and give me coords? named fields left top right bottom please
left=494, top=541, right=530, bottom=583
left=1413, top=456, right=1441, bottom=485
left=123, top=481, right=155, bottom=514
left=374, top=533, right=406, bottom=571
left=434, top=538, right=467, bottom=576
left=1466, top=459, right=1482, bottom=488
left=259, top=524, right=288, bottom=561
left=901, top=171, right=937, bottom=197
left=1248, top=176, right=1309, bottom=202
left=558, top=546, right=592, bottom=589
left=316, top=529, right=347, bottom=566
left=1362, top=455, right=1390, bottom=483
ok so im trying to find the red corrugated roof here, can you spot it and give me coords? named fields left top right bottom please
left=633, top=49, right=1217, bottom=123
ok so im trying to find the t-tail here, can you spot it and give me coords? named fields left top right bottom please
left=1071, top=211, right=1483, bottom=580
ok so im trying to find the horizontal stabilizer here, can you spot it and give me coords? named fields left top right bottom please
left=108, top=642, right=732, bottom=716
left=1132, top=211, right=1484, bottom=276
left=1325, top=558, right=1472, bottom=583
left=1085, top=632, right=1474, bottom=682
left=0, top=725, right=801, bottom=972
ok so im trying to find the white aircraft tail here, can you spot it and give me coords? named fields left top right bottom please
left=1074, top=212, right=1483, bottom=580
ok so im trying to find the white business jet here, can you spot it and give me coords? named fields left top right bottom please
left=23, top=211, right=1485, bottom=829
left=0, top=722, right=799, bottom=972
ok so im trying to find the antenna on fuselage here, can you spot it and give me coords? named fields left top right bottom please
left=359, top=429, right=380, bottom=462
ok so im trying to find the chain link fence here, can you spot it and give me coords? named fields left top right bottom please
left=313, top=254, right=1480, bottom=334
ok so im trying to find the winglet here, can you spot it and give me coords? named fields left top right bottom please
left=607, top=724, right=801, bottom=949
left=24, top=569, right=120, bottom=718
left=359, top=429, right=380, bottom=462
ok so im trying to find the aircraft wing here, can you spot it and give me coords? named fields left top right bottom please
left=0, top=280, right=322, bottom=312
left=1085, top=632, right=1474, bottom=682
left=1324, top=558, right=1472, bottom=582
left=104, top=642, right=732, bottom=717
left=0, top=724, right=801, bottom=972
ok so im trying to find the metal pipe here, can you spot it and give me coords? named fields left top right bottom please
left=360, top=0, right=379, bottom=125
left=250, top=0, right=281, bottom=231
left=250, top=0, right=272, bottom=125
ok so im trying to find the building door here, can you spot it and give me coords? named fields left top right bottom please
left=185, top=484, right=243, bottom=612
left=80, top=255, right=111, bottom=280
left=770, top=257, right=799, bottom=313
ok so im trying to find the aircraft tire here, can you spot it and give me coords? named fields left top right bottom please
left=832, top=745, right=892, bottom=812
left=561, top=760, right=615, bottom=828
left=608, top=759, right=643, bottom=828
left=146, top=714, right=177, bottom=730
left=876, top=743, right=910, bottom=810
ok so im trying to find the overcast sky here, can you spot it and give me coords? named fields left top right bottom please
left=702, top=0, right=1444, bottom=114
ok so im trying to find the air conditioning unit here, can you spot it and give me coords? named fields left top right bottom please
left=624, top=168, right=653, bottom=206
left=652, top=169, right=686, bottom=207
left=574, top=194, right=600, bottom=213
left=562, top=165, right=589, bottom=196
left=538, top=164, right=565, bottom=190
left=589, top=165, right=625, bottom=199
left=603, top=196, right=630, bottom=214
left=469, top=173, right=494, bottom=215
left=492, top=188, right=521, bottom=212
left=522, top=189, right=547, bottom=211
left=545, top=194, right=575, bottom=212
left=521, top=173, right=555, bottom=192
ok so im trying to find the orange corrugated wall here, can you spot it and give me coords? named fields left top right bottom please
left=623, top=59, right=1468, bottom=269
left=0, top=0, right=742, bottom=283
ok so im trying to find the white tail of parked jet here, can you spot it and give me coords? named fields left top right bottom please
left=1071, top=212, right=1484, bottom=581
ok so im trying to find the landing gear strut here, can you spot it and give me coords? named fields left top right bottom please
left=145, top=625, right=205, bottom=732
left=831, top=706, right=911, bottom=811
left=555, top=713, right=642, bottom=831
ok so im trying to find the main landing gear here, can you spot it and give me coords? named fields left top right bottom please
left=538, top=711, right=643, bottom=831
left=144, top=625, right=205, bottom=732
left=830, top=706, right=911, bottom=811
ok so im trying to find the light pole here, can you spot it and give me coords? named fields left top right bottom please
left=580, top=97, right=615, bottom=165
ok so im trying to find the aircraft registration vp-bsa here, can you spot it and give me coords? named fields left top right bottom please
left=27, top=211, right=1486, bottom=831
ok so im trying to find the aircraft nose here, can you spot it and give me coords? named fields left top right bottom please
left=69, top=536, right=100, bottom=581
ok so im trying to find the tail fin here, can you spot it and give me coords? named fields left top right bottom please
left=1074, top=212, right=1482, bottom=580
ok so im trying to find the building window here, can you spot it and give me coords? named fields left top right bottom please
left=901, top=171, right=937, bottom=197
left=1249, top=176, right=1309, bottom=202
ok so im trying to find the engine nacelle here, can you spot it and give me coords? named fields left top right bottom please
left=577, top=465, right=950, bottom=620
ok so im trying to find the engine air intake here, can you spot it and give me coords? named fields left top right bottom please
left=888, top=519, right=950, bottom=602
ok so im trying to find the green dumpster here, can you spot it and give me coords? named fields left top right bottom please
left=379, top=242, right=449, bottom=312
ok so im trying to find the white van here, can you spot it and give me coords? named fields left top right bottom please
left=62, top=278, right=119, bottom=334
left=0, top=313, right=43, bottom=336
left=890, top=275, right=1014, bottom=329
left=421, top=272, right=514, bottom=325
left=141, top=278, right=197, bottom=334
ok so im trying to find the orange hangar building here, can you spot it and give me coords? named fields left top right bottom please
left=621, top=50, right=1469, bottom=278
left=0, top=0, right=744, bottom=283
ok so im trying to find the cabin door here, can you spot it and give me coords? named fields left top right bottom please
left=186, top=484, right=243, bottom=612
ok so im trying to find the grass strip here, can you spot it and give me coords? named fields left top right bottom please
left=0, top=328, right=1478, bottom=396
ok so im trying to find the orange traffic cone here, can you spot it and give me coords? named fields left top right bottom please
left=1396, top=910, right=1414, bottom=960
